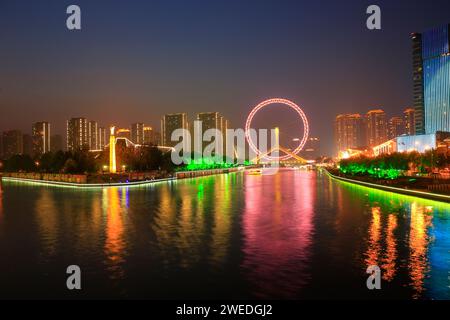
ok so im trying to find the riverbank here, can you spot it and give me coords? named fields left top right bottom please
left=324, top=169, right=450, bottom=203
left=0, top=176, right=177, bottom=188
left=0, top=167, right=242, bottom=188
left=175, top=167, right=242, bottom=179
left=1, top=171, right=170, bottom=184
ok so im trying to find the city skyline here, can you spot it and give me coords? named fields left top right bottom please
left=2, top=0, right=450, bottom=156
left=3, top=1, right=450, bottom=303
left=334, top=22, right=450, bottom=158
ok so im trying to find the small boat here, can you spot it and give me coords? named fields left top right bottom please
left=246, top=168, right=262, bottom=175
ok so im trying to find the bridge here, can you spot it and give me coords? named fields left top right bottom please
left=252, top=146, right=309, bottom=165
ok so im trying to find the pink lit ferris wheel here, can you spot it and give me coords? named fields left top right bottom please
left=245, top=98, right=309, bottom=161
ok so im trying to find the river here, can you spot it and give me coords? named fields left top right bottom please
left=0, top=169, right=449, bottom=299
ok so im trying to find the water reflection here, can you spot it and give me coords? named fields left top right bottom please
left=36, top=189, right=59, bottom=258
left=0, top=183, right=3, bottom=223
left=364, top=208, right=398, bottom=282
left=152, top=175, right=235, bottom=270
left=342, top=180, right=447, bottom=299
left=104, top=187, right=127, bottom=280
left=1, top=172, right=450, bottom=299
left=365, top=207, right=382, bottom=268
left=152, top=181, right=205, bottom=269
left=210, top=175, right=233, bottom=266
left=408, top=203, right=432, bottom=298
left=382, top=214, right=398, bottom=282
left=242, top=171, right=314, bottom=298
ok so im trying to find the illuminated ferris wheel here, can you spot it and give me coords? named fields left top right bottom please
left=245, top=98, right=309, bottom=162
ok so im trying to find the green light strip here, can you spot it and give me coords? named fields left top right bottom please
left=324, top=169, right=450, bottom=203
left=1, top=176, right=176, bottom=189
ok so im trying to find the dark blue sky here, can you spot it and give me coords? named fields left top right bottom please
left=1, top=0, right=450, bottom=154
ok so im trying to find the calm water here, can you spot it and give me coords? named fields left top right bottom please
left=0, top=169, right=450, bottom=299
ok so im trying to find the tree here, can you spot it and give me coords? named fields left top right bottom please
left=63, top=158, right=78, bottom=174
left=3, top=155, right=36, bottom=172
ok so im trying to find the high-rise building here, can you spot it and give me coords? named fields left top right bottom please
left=23, top=134, right=33, bottom=156
left=413, top=24, right=450, bottom=134
left=0, top=134, right=3, bottom=159
left=334, top=114, right=366, bottom=155
left=143, top=126, right=159, bottom=145
left=301, top=137, right=320, bottom=160
left=2, top=130, right=23, bottom=158
left=196, top=112, right=228, bottom=156
left=88, top=121, right=98, bottom=150
left=161, top=113, right=189, bottom=148
left=221, top=116, right=229, bottom=157
left=366, top=109, right=387, bottom=147
left=32, top=121, right=51, bottom=155
left=404, top=107, right=416, bottom=135
left=50, top=134, right=64, bottom=152
left=98, top=127, right=108, bottom=149
left=67, top=118, right=88, bottom=151
left=131, top=123, right=145, bottom=145
left=412, top=32, right=425, bottom=135
left=388, top=116, right=405, bottom=139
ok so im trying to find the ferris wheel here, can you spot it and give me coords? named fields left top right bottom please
left=245, top=98, right=309, bottom=162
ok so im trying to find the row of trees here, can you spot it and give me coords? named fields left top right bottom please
left=113, top=144, right=175, bottom=172
left=1, top=149, right=99, bottom=174
left=0, top=146, right=176, bottom=174
left=339, top=150, right=449, bottom=179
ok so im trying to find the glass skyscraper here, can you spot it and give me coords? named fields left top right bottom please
left=416, top=24, right=450, bottom=134
left=412, top=32, right=425, bottom=134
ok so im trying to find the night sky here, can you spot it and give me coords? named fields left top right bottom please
left=1, top=0, right=450, bottom=155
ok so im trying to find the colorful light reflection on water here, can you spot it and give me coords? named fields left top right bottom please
left=0, top=170, right=449, bottom=299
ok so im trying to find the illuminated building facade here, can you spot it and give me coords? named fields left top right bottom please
left=1, top=130, right=23, bottom=158
left=373, top=139, right=397, bottom=156
left=98, top=127, right=107, bottom=149
left=412, top=32, right=425, bottom=134
left=414, top=24, right=450, bottom=134
left=372, top=131, right=450, bottom=154
left=196, top=112, right=228, bottom=156
left=88, top=121, right=98, bottom=150
left=389, top=116, right=405, bottom=139
left=366, top=109, right=387, bottom=147
left=32, top=121, right=51, bottom=155
left=397, top=134, right=436, bottom=153
left=50, top=134, right=63, bottom=152
left=161, top=113, right=189, bottom=148
left=301, top=137, right=320, bottom=160
left=143, top=126, right=160, bottom=145
left=404, top=107, right=416, bottom=135
left=131, top=123, right=145, bottom=145
left=67, top=117, right=88, bottom=151
left=23, top=134, right=33, bottom=156
left=334, top=113, right=366, bottom=155
left=412, top=24, right=450, bottom=134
